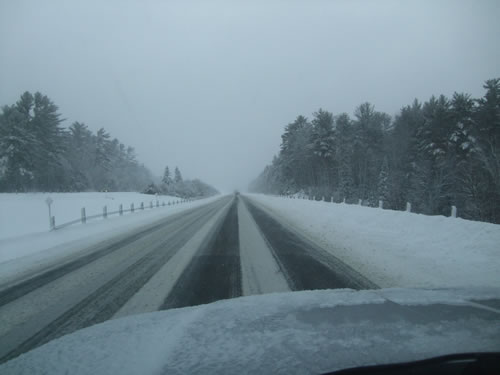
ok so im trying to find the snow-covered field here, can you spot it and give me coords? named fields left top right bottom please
left=0, top=192, right=183, bottom=240
left=249, top=194, right=500, bottom=289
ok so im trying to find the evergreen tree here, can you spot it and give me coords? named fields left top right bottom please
left=280, top=115, right=313, bottom=190
left=31, top=92, right=66, bottom=190
left=0, top=103, right=37, bottom=190
left=474, top=78, right=500, bottom=221
left=174, top=166, right=183, bottom=183
left=162, top=166, right=172, bottom=185
left=377, top=157, right=390, bottom=203
left=310, top=109, right=335, bottom=189
left=336, top=113, right=354, bottom=200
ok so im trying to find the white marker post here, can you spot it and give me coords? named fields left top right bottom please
left=45, top=197, right=54, bottom=230
left=451, top=205, right=457, bottom=218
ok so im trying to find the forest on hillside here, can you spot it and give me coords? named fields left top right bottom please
left=250, top=78, right=500, bottom=224
left=0, top=92, right=218, bottom=198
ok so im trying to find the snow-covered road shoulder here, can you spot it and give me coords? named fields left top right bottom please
left=247, top=194, right=500, bottom=289
left=0, top=194, right=222, bottom=285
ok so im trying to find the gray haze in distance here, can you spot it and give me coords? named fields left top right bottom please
left=1, top=0, right=499, bottom=192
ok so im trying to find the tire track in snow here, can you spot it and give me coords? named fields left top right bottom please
left=0, top=201, right=225, bottom=307
left=161, top=198, right=241, bottom=309
left=0, top=198, right=229, bottom=364
left=243, top=197, right=377, bottom=291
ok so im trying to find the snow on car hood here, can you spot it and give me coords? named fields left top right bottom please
left=2, top=288, right=500, bottom=375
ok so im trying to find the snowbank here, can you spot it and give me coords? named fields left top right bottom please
left=248, top=194, right=500, bottom=288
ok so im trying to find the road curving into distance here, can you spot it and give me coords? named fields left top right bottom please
left=0, top=194, right=377, bottom=363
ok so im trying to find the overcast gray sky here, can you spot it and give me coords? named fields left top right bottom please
left=1, top=0, right=499, bottom=192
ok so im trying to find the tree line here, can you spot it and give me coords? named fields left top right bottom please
left=250, top=78, right=500, bottom=224
left=143, top=165, right=219, bottom=198
left=0, top=91, right=218, bottom=198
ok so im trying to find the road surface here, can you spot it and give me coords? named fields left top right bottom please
left=0, top=194, right=376, bottom=363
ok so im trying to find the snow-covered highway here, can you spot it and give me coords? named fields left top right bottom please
left=0, top=194, right=376, bottom=363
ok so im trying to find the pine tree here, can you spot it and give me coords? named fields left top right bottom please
left=474, top=78, right=500, bottom=221
left=336, top=113, right=354, bottom=200
left=0, top=103, right=37, bottom=191
left=352, top=102, right=386, bottom=201
left=412, top=95, right=454, bottom=214
left=174, top=166, right=183, bottom=183
left=310, top=109, right=335, bottom=188
left=162, top=166, right=172, bottom=185
left=31, top=92, right=66, bottom=190
left=66, top=122, right=93, bottom=190
left=280, top=115, right=313, bottom=190
left=377, top=157, right=390, bottom=203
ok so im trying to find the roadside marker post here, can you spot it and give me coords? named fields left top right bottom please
left=45, top=197, right=54, bottom=230
left=103, top=205, right=107, bottom=219
left=81, top=207, right=86, bottom=223
left=451, top=205, right=457, bottom=218
left=119, top=204, right=123, bottom=216
left=406, top=202, right=412, bottom=212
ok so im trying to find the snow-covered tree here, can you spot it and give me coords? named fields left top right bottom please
left=174, top=166, right=183, bottom=183
left=162, top=166, right=173, bottom=185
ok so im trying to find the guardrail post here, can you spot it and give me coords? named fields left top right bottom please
left=131, top=203, right=135, bottom=213
left=81, top=207, right=86, bottom=223
left=141, top=202, right=144, bottom=210
left=451, top=205, right=457, bottom=218
left=119, top=204, right=123, bottom=216
left=103, top=205, right=107, bottom=219
left=406, top=202, right=412, bottom=212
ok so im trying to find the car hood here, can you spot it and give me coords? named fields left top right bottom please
left=2, top=288, right=500, bottom=374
